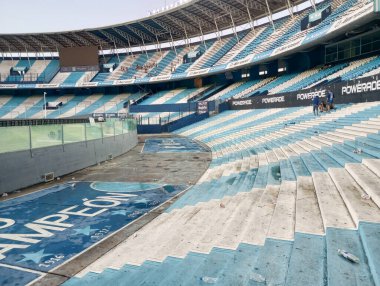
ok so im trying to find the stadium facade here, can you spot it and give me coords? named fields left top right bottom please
left=0, top=0, right=380, bottom=285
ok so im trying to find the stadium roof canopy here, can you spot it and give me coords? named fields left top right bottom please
left=0, top=0, right=301, bottom=53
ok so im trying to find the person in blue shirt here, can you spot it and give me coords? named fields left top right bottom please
left=313, top=95, right=320, bottom=116
left=327, top=90, right=334, bottom=112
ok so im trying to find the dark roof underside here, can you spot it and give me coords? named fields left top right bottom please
left=0, top=0, right=300, bottom=52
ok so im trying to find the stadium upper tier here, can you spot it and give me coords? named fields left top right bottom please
left=0, top=0, right=376, bottom=88
left=0, top=0, right=328, bottom=52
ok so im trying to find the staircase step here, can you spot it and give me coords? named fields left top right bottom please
left=285, top=233, right=325, bottom=286
left=289, top=156, right=311, bottom=178
left=140, top=257, right=183, bottom=286
left=363, top=159, right=380, bottom=177
left=267, top=181, right=296, bottom=240
left=249, top=238, right=293, bottom=286
left=295, top=176, right=324, bottom=235
left=241, top=186, right=279, bottom=245
left=214, top=243, right=261, bottom=286
left=157, top=252, right=208, bottom=286
left=182, top=247, right=235, bottom=286
left=328, top=168, right=380, bottom=226
left=149, top=201, right=220, bottom=262
left=326, top=228, right=374, bottom=286
left=359, top=222, right=380, bottom=286
left=279, top=159, right=297, bottom=181
left=345, top=163, right=380, bottom=209
left=312, top=172, right=355, bottom=229
left=125, top=260, right=161, bottom=285
left=216, top=192, right=261, bottom=249
left=193, top=194, right=251, bottom=254
left=300, top=153, right=325, bottom=173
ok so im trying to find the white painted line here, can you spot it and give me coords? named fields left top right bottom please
left=0, top=263, right=45, bottom=275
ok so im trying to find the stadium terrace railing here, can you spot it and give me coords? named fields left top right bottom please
left=0, top=118, right=137, bottom=154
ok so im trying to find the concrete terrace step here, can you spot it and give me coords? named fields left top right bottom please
left=326, top=227, right=374, bottom=286
left=359, top=222, right=380, bottom=286
left=363, top=159, right=380, bottom=177
left=267, top=180, right=296, bottom=240
left=295, top=176, right=324, bottom=235
left=312, top=172, right=355, bottom=230
left=328, top=168, right=380, bottom=226
left=240, top=185, right=279, bottom=246
left=284, top=233, right=325, bottom=286
left=345, top=163, right=380, bottom=209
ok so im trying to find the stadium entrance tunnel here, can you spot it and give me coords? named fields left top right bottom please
left=0, top=135, right=211, bottom=286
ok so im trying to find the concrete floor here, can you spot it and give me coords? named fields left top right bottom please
left=72, top=138, right=211, bottom=185
left=4, top=134, right=211, bottom=286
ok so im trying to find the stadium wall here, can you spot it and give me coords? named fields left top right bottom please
left=0, top=131, right=137, bottom=194
left=229, top=74, right=380, bottom=109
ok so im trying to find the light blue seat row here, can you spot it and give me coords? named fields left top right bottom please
left=341, top=56, right=380, bottom=81
left=92, top=55, right=127, bottom=82
left=47, top=95, right=90, bottom=118
left=38, top=60, right=60, bottom=83
left=62, top=72, right=85, bottom=85
left=281, top=63, right=348, bottom=93
left=201, top=30, right=249, bottom=69
left=148, top=47, right=184, bottom=77
left=75, top=94, right=119, bottom=116
left=63, top=222, right=380, bottom=286
left=119, top=53, right=153, bottom=80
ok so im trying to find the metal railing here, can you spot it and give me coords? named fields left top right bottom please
left=0, top=99, right=128, bottom=119
left=0, top=118, right=137, bottom=154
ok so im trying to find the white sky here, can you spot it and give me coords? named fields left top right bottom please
left=0, top=0, right=176, bottom=34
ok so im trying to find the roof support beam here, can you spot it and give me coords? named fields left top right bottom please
left=151, top=19, right=184, bottom=39
left=67, top=32, right=92, bottom=46
left=286, top=0, right=294, bottom=17
left=41, top=35, right=62, bottom=51
left=227, top=12, right=240, bottom=42
left=239, top=0, right=266, bottom=11
left=265, top=0, right=275, bottom=29
left=214, top=18, right=221, bottom=41
left=10, top=36, right=34, bottom=52
left=138, top=22, right=166, bottom=41
left=163, top=14, right=199, bottom=35
left=198, top=23, right=207, bottom=51
left=99, top=30, right=128, bottom=48
left=309, top=0, right=317, bottom=11
left=0, top=38, right=17, bottom=58
left=79, top=31, right=104, bottom=47
left=178, top=9, right=215, bottom=31
left=238, top=0, right=256, bottom=31
left=54, top=34, right=77, bottom=47
left=208, top=0, right=247, bottom=18
left=28, top=36, right=48, bottom=51
left=125, top=25, right=156, bottom=43
left=112, top=28, right=140, bottom=46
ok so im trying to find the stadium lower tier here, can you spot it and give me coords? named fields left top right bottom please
left=64, top=102, right=380, bottom=285
left=1, top=54, right=380, bottom=120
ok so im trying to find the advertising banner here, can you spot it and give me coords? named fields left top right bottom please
left=229, top=74, right=380, bottom=109
left=197, top=101, right=209, bottom=114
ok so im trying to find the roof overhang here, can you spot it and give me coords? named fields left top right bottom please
left=0, top=0, right=301, bottom=52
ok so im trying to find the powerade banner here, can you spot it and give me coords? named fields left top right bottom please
left=0, top=181, right=187, bottom=285
left=229, top=74, right=380, bottom=109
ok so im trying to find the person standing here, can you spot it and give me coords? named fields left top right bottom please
left=313, top=95, right=320, bottom=116
left=327, top=90, right=334, bottom=112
